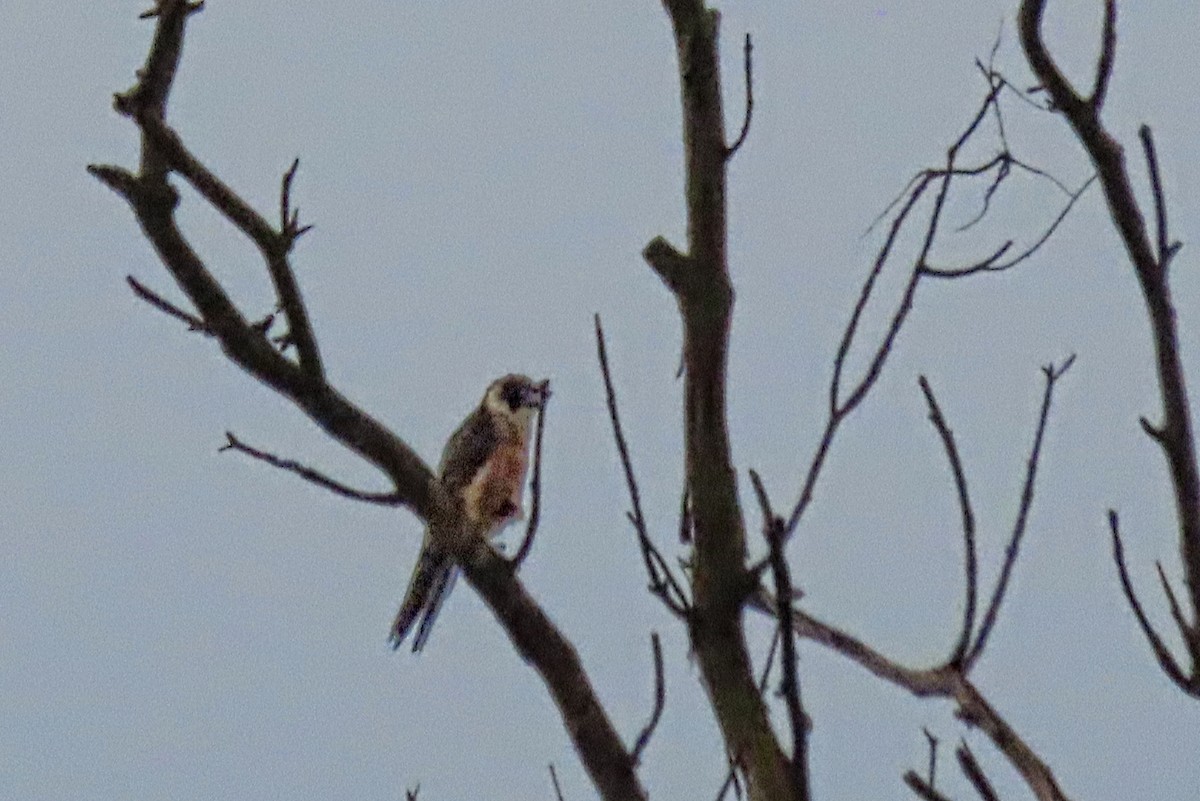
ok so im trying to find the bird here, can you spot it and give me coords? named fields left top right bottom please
left=389, top=373, right=550, bottom=652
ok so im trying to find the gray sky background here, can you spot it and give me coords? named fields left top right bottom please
left=4, top=2, right=1199, bottom=799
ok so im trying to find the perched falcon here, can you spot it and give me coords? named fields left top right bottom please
left=389, top=373, right=550, bottom=652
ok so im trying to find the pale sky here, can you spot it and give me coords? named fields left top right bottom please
left=4, top=2, right=1199, bottom=799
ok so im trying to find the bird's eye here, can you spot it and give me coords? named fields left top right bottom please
left=501, top=383, right=524, bottom=410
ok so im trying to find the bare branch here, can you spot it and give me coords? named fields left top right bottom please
left=1155, top=561, right=1199, bottom=666
left=510, top=393, right=550, bottom=569
left=280, top=158, right=315, bottom=244
left=1108, top=511, right=1192, bottom=691
left=957, top=741, right=1000, bottom=801
left=903, top=771, right=956, bottom=801
left=918, top=377, right=977, bottom=667
left=126, top=275, right=211, bottom=334
left=218, top=432, right=403, bottom=505
left=1089, top=0, right=1117, bottom=112
left=751, top=471, right=810, bottom=800
left=726, top=34, right=754, bottom=159
left=923, top=728, right=940, bottom=789
left=549, top=764, right=566, bottom=801
left=924, top=175, right=1096, bottom=278
left=136, top=115, right=325, bottom=378
left=595, top=315, right=690, bottom=616
left=714, top=627, right=781, bottom=801
left=631, top=633, right=666, bottom=765
left=1138, top=126, right=1180, bottom=270
left=744, top=592, right=1074, bottom=801
left=967, top=355, right=1074, bottom=667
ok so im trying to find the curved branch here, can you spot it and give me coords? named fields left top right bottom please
left=1021, top=0, right=1200, bottom=692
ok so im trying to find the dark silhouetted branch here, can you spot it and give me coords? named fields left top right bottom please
left=967, top=356, right=1074, bottom=668
left=549, top=764, right=566, bottom=801
left=918, top=377, right=977, bottom=667
left=750, top=470, right=810, bottom=800
left=1108, top=511, right=1191, bottom=691
left=510, top=392, right=550, bottom=570
left=595, top=315, right=690, bottom=616
left=957, top=741, right=1000, bottom=801
left=127, top=275, right=211, bottom=334
left=1089, top=0, right=1116, bottom=112
left=1021, top=0, right=1200, bottom=695
left=784, top=64, right=1083, bottom=543
left=903, top=771, right=955, bottom=801
left=220, top=431, right=403, bottom=505
left=1138, top=126, right=1181, bottom=270
left=726, top=33, right=754, bottom=159
left=631, top=633, right=666, bottom=765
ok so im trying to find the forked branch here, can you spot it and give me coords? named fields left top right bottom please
left=91, top=4, right=647, bottom=798
left=1020, top=0, right=1200, bottom=694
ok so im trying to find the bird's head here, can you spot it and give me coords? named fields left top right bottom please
left=483, top=373, right=551, bottom=431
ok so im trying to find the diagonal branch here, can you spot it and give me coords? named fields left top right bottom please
left=918, top=377, right=977, bottom=667
left=135, top=114, right=324, bottom=378
left=509, top=394, right=550, bottom=569
left=967, top=356, right=1074, bottom=668
left=127, top=274, right=211, bottom=334
left=630, top=632, right=667, bottom=765
left=784, top=64, right=1082, bottom=543
left=957, top=741, right=1000, bottom=801
left=1107, top=511, right=1193, bottom=692
left=219, top=431, right=403, bottom=505
left=595, top=315, right=690, bottom=616
left=750, top=471, right=811, bottom=801
left=746, top=595, right=1074, bottom=801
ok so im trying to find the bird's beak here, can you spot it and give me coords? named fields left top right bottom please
left=527, top=379, right=551, bottom=409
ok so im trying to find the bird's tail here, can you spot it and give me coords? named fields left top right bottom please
left=389, top=543, right=456, bottom=652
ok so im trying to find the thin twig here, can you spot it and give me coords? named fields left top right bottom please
left=678, top=484, right=693, bottom=544
left=510, top=390, right=550, bottom=569
left=279, top=157, right=315, bottom=245
left=923, top=727, right=940, bottom=789
left=923, top=175, right=1096, bottom=277
left=548, top=764, right=566, bottom=801
left=1154, top=561, right=1199, bottom=665
left=1138, top=126, right=1178, bottom=270
left=967, top=356, right=1074, bottom=668
left=219, top=432, right=404, bottom=505
left=127, top=275, right=212, bottom=334
left=903, top=772, right=956, bottom=801
left=918, top=377, right=977, bottom=667
left=957, top=741, right=1000, bottom=801
left=1108, top=511, right=1190, bottom=688
left=1089, top=0, right=1117, bottom=111
left=595, top=314, right=690, bottom=615
left=751, top=470, right=810, bottom=800
left=726, top=34, right=754, bottom=159
left=631, top=632, right=666, bottom=765
left=786, top=78, right=1019, bottom=541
